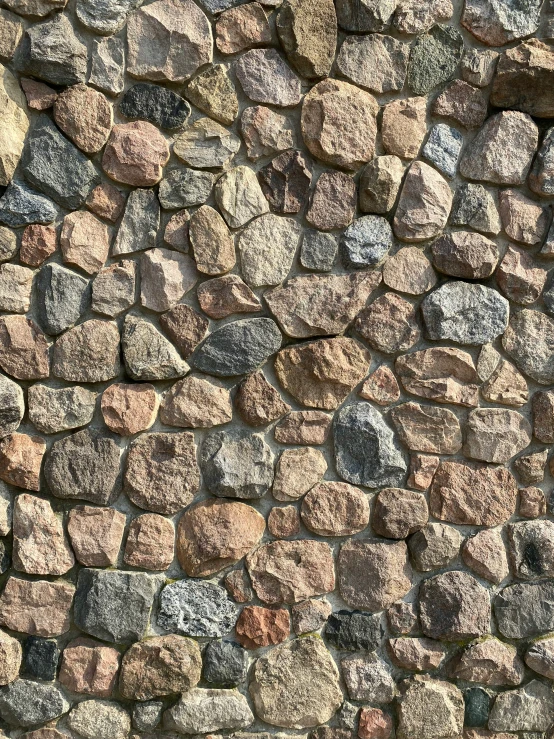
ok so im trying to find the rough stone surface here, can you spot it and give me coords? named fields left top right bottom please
left=393, top=161, right=452, bottom=242
left=503, top=309, right=554, bottom=384
left=408, top=523, right=462, bottom=572
left=356, top=293, right=419, bottom=354
left=59, top=638, right=120, bottom=697
left=306, top=171, right=357, bottom=231
left=68, top=505, right=125, bottom=567
left=158, top=579, right=237, bottom=638
left=103, top=121, right=169, bottom=187
left=372, top=487, right=429, bottom=539
left=277, top=0, right=337, bottom=78
left=301, top=481, right=369, bottom=536
left=0, top=577, right=74, bottom=637
left=13, top=493, right=74, bottom=575
left=236, top=49, right=301, bottom=107
left=161, top=375, right=232, bottom=429
left=122, top=315, right=190, bottom=381
left=186, top=65, right=239, bottom=126
left=462, top=0, right=542, bottom=46
left=124, top=513, right=175, bottom=571
left=53, top=320, right=120, bottom=383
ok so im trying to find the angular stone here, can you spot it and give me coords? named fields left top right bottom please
left=235, top=371, right=289, bottom=426
left=202, top=639, right=247, bottom=687
left=0, top=264, right=31, bottom=315
left=342, top=653, right=395, bottom=703
left=101, top=383, right=158, bottom=436
left=165, top=688, right=253, bottom=733
left=533, top=390, right=554, bottom=442
left=158, top=579, right=237, bottom=637
left=359, top=365, right=400, bottom=406
left=422, top=123, right=463, bottom=179
left=337, top=33, right=408, bottom=94
left=407, top=454, right=440, bottom=492
left=36, top=265, right=88, bottom=339
left=277, top=0, right=336, bottom=78
left=90, top=37, right=125, bottom=96
left=53, top=84, right=112, bottom=156
left=387, top=601, right=419, bottom=636
left=432, top=79, right=488, bottom=129
left=341, top=215, right=393, bottom=269
left=224, top=570, right=253, bottom=604
left=393, top=161, right=452, bottom=242
left=306, top=171, right=357, bottom=231
left=241, top=105, right=296, bottom=160
left=525, top=637, right=554, bottom=679
left=186, top=65, right=238, bottom=126
left=161, top=375, right=231, bottom=429
left=488, top=680, right=554, bottom=733
left=258, top=149, right=311, bottom=214
left=124, top=431, right=199, bottom=515
left=275, top=410, right=331, bottom=445
left=0, top=181, right=57, bottom=228
left=198, top=275, right=261, bottom=319
left=189, top=205, right=235, bottom=276
left=397, top=677, right=464, bottom=739
left=127, top=0, right=213, bottom=83
left=499, top=189, right=548, bottom=246
left=407, top=25, right=464, bottom=95
left=53, top=319, right=120, bottom=383
left=236, top=48, right=301, bottom=107
left=493, top=39, right=554, bottom=121
left=336, top=0, right=395, bottom=31
left=20, top=78, right=57, bottom=111
left=382, top=97, right=426, bottom=160
left=92, top=261, right=136, bottom=317
left=59, top=638, right=120, bottom=698
left=112, top=189, right=160, bottom=256
left=481, top=359, right=528, bottom=407
left=140, top=248, right=196, bottom=313
left=507, top=519, right=554, bottom=580
left=355, top=292, right=419, bottom=354
left=0, top=434, right=44, bottom=492
left=449, top=638, right=524, bottom=685
left=409, top=523, right=461, bottom=572
left=102, top=121, right=169, bottom=187
left=28, top=385, right=95, bottom=436
left=464, top=408, right=531, bottom=464
left=18, top=15, right=86, bottom=86
left=462, top=47, right=499, bottom=86
left=514, top=449, right=547, bottom=486
left=67, top=699, right=130, bottom=739
left=13, top=493, right=73, bottom=576
left=175, top=118, right=240, bottom=169
left=462, top=530, right=509, bottom=585
left=503, top=309, right=554, bottom=384
left=462, top=0, right=542, bottom=46
left=292, top=599, right=331, bottom=635
left=372, top=487, right=428, bottom=539
left=529, top=125, right=554, bottom=197
left=214, top=166, right=269, bottom=228
left=0, top=577, right=74, bottom=637
left=272, top=446, right=326, bottom=502
left=67, top=506, right=125, bottom=567
left=120, top=83, right=190, bottom=130
left=431, top=230, right=499, bottom=279
left=0, top=66, right=28, bottom=189
left=394, top=0, right=453, bottom=33
left=60, top=211, right=110, bottom=276
left=519, top=486, right=547, bottom=518
left=430, top=460, right=517, bottom=526
left=76, top=0, right=141, bottom=34
left=0, top=10, right=23, bottom=61
left=216, top=3, right=271, bottom=54
left=239, top=214, right=300, bottom=287
left=496, top=580, right=554, bottom=639
left=476, top=342, right=501, bottom=382
left=124, top=513, right=175, bottom=571
left=382, top=247, right=436, bottom=295
left=236, top=606, right=289, bottom=649
left=301, top=79, right=378, bottom=170
left=396, top=347, right=479, bottom=406
left=122, top=315, right=189, bottom=381
left=359, top=155, right=404, bottom=214
left=268, top=505, right=299, bottom=538
left=164, top=209, right=190, bottom=252
left=86, top=182, right=125, bottom=223
left=0, top=631, right=21, bottom=686
left=0, top=374, right=23, bottom=439
left=0, top=226, right=19, bottom=264
left=0, top=679, right=68, bottom=728
left=301, top=481, right=369, bottom=536
left=388, top=637, right=445, bottom=671
left=358, top=707, right=393, bottom=739
left=326, top=611, right=381, bottom=651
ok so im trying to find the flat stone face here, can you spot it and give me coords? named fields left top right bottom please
left=122, top=315, right=189, bottom=381
left=235, top=370, right=289, bottom=426
left=397, top=677, right=464, bottom=739
left=0, top=679, right=69, bottom=728
left=241, top=105, right=296, bottom=160
left=103, top=121, right=169, bottom=187
left=68, top=506, right=125, bottom=567
left=158, top=579, right=237, bottom=637
left=336, top=0, right=396, bottom=32
left=407, top=25, right=463, bottom=94
left=124, top=513, right=174, bottom=571
left=0, top=577, right=74, bottom=637
left=60, top=210, right=110, bottom=276
left=372, top=487, right=428, bottom=539
left=489, top=679, right=554, bottom=733
left=342, top=653, right=396, bottom=703
left=53, top=320, right=120, bottom=383
left=356, top=292, right=420, bottom=354
left=175, top=118, right=240, bottom=169
left=59, top=638, right=120, bottom=697
left=462, top=0, right=542, bottom=46
left=306, top=171, right=357, bottom=231
left=395, top=347, right=479, bottom=406
left=161, top=375, right=232, bottom=429
left=215, top=166, right=269, bottom=228
left=393, top=161, right=452, bottom=242
left=216, top=3, right=271, bottom=54
left=236, top=605, right=290, bottom=649
left=337, top=33, right=409, bottom=93
left=503, top=308, right=554, bottom=384
left=301, top=481, right=369, bottom=536
left=186, top=64, right=239, bottom=126
left=236, top=48, right=302, bottom=107
left=112, top=189, right=159, bottom=256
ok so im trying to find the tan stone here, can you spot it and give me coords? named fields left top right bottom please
left=274, top=411, right=331, bottom=445
left=59, top=638, right=120, bottom=697
left=235, top=371, right=290, bottom=427
left=396, top=347, right=479, bottom=406
left=513, top=449, right=547, bottom=486
left=236, top=606, right=290, bottom=649
left=481, top=359, right=528, bottom=407
left=186, top=64, right=238, bottom=126
left=382, top=97, right=427, bottom=159
left=163, top=209, right=190, bottom=251
left=53, top=84, right=112, bottom=154
left=277, top=0, right=337, bottom=78
left=519, top=485, right=547, bottom=518
left=306, top=171, right=356, bottom=231
left=496, top=246, right=547, bottom=306
left=102, top=121, right=169, bottom=186
left=464, top=408, right=531, bottom=464
left=499, top=189, right=548, bottom=246
left=391, top=402, right=462, bottom=455
left=0, top=64, right=29, bottom=187
left=60, top=210, right=111, bottom=275
left=0, top=263, right=33, bottom=313
left=240, top=105, right=296, bottom=160
left=161, top=376, right=232, bottom=429
left=359, top=365, right=400, bottom=406
left=53, top=319, right=120, bottom=383
left=101, top=383, right=158, bottom=436
left=124, top=513, right=175, bottom=571
left=0, top=10, right=23, bottom=61
left=382, top=247, right=436, bottom=295
left=449, top=638, right=524, bottom=686
left=393, top=160, right=453, bottom=242
left=462, top=529, right=510, bottom=585
left=359, top=154, right=404, bottom=214
left=216, top=3, right=271, bottom=54
left=372, top=487, right=428, bottom=540
left=0, top=577, right=74, bottom=637
left=387, top=637, right=445, bottom=672
left=0, top=316, right=49, bottom=381
left=356, top=293, right=420, bottom=354
left=491, top=39, right=554, bottom=118
left=86, top=182, right=125, bottom=223
left=0, top=629, right=21, bottom=686
left=431, top=230, right=499, bottom=279
left=301, top=481, right=369, bottom=536
left=67, top=505, right=126, bottom=567
left=407, top=453, right=440, bottom=491
left=214, top=165, right=269, bottom=228
left=20, top=224, right=57, bottom=267
left=140, top=248, right=197, bottom=313
left=198, top=275, right=260, bottom=320
left=267, top=506, right=300, bottom=538
left=0, top=433, right=44, bottom=491
left=291, top=598, right=331, bottom=635
left=190, top=205, right=235, bottom=276
left=272, top=446, right=327, bottom=502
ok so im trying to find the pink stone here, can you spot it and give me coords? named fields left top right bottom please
left=0, top=316, right=49, bottom=381
left=0, top=433, right=45, bottom=491
left=160, top=375, right=232, bottom=428
left=123, top=513, right=175, bottom=571
left=102, top=121, right=170, bottom=186
left=236, top=605, right=290, bottom=649
left=86, top=182, right=126, bottom=223
left=67, top=505, right=126, bottom=567
left=407, top=454, right=440, bottom=491
left=101, top=383, right=158, bottom=435
left=197, top=275, right=261, bottom=319
left=53, top=83, right=113, bottom=154
left=216, top=3, right=271, bottom=54
left=60, top=210, right=111, bottom=275
left=0, top=577, right=74, bottom=637
left=274, top=410, right=332, bottom=445
left=20, top=224, right=56, bottom=267
left=432, top=79, right=488, bottom=129
left=382, top=97, right=427, bottom=159
left=268, top=506, right=300, bottom=538
left=498, top=189, right=549, bottom=245
left=235, top=371, right=290, bottom=426
left=358, top=707, right=393, bottom=739
left=20, top=78, right=57, bottom=110
left=59, top=637, right=120, bottom=697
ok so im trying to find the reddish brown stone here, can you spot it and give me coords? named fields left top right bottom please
left=373, top=488, right=429, bottom=540
left=241, top=105, right=296, bottom=160
left=236, top=606, right=290, bottom=649
left=197, top=275, right=261, bottom=319
left=60, top=210, right=111, bottom=275
left=236, top=371, right=290, bottom=426
left=391, top=402, right=462, bottom=455
left=0, top=433, right=44, bottom=491
left=258, top=149, right=312, bottom=214
left=67, top=505, right=126, bottom=567
left=268, top=506, right=300, bottom=538
left=59, top=637, right=120, bottom=697
left=356, top=293, right=420, bottom=354
left=431, top=230, right=499, bottom=279
left=491, top=39, right=554, bottom=118
left=274, top=411, right=332, bottom=445
left=462, top=529, right=509, bottom=585
left=124, top=513, right=175, bottom=571
left=0, top=316, right=49, bottom=380
left=53, top=84, right=113, bottom=154
left=216, top=2, right=271, bottom=54
left=101, top=383, right=158, bottom=435
left=161, top=376, right=232, bottom=429
left=306, top=171, right=356, bottom=231
left=0, top=577, right=74, bottom=637
left=407, top=454, right=440, bottom=491
left=359, top=366, right=400, bottom=406
left=224, top=569, right=254, bottom=603
left=432, top=80, right=488, bottom=129
left=20, top=224, right=56, bottom=267
left=86, top=182, right=126, bottom=223
left=102, top=121, right=170, bottom=186
left=519, top=486, right=547, bottom=518
left=159, top=303, right=209, bottom=358
left=20, top=78, right=57, bottom=110
left=358, top=707, right=393, bottom=739
left=272, top=446, right=327, bottom=502
left=301, top=481, right=369, bottom=536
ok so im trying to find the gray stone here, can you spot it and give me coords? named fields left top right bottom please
left=193, top=318, right=281, bottom=377
left=507, top=520, right=554, bottom=580
left=326, top=611, right=381, bottom=651
left=0, top=679, right=68, bottom=727
left=28, top=384, right=96, bottom=435
left=202, top=640, right=248, bottom=687
left=397, top=677, right=464, bottom=739
left=23, top=636, right=59, bottom=682
left=464, top=686, right=491, bottom=728
left=133, top=701, right=163, bottom=731
left=333, top=402, right=407, bottom=488
left=422, top=282, right=509, bottom=345
left=336, top=0, right=396, bottom=31
left=164, top=688, right=254, bottom=734
left=336, top=33, right=409, bottom=93
left=408, top=523, right=462, bottom=571
left=122, top=315, right=189, bottom=381
left=158, top=168, right=215, bottom=210
left=112, top=189, right=160, bottom=256
left=68, top=699, right=131, bottom=739
left=341, top=215, right=393, bottom=269
left=422, top=123, right=463, bottom=179
left=90, top=37, right=125, bottom=96
left=525, top=637, right=554, bottom=679
left=488, top=680, right=554, bottom=733
left=359, top=155, right=404, bottom=214
left=449, top=182, right=501, bottom=235
left=300, top=230, right=338, bottom=271
left=174, top=118, right=240, bottom=169
left=235, top=48, right=302, bottom=107
left=18, top=15, right=87, bottom=86
left=21, top=116, right=99, bottom=210
left=75, top=569, right=160, bottom=644
left=0, top=373, right=23, bottom=439
left=341, top=653, right=396, bottom=702
left=529, top=126, right=554, bottom=197
left=462, top=0, right=542, bottom=45
left=36, top=264, right=89, bottom=336
left=158, top=580, right=238, bottom=638
left=495, top=580, right=554, bottom=638
left=238, top=214, right=301, bottom=287
left=77, top=0, right=142, bottom=35
left=92, top=261, right=136, bottom=317
left=503, top=309, right=554, bottom=385
left=462, top=48, right=499, bottom=87
left=45, top=428, right=121, bottom=505
left=201, top=430, right=274, bottom=499
left=407, top=25, right=464, bottom=95
left=0, top=181, right=57, bottom=227
left=120, top=83, right=190, bottom=130
left=0, top=228, right=16, bottom=263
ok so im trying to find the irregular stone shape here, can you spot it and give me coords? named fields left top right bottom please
left=407, top=454, right=440, bottom=492
left=476, top=342, right=501, bottom=382
left=186, top=64, right=238, bottom=126
left=0, top=65, right=28, bottom=188
left=52, top=319, right=120, bottom=383
left=0, top=577, right=74, bottom=637
left=0, top=373, right=23, bottom=438
left=0, top=10, right=23, bottom=61
left=301, top=481, right=369, bottom=536
left=45, top=429, right=120, bottom=505
left=422, top=123, right=463, bottom=179
left=164, top=209, right=190, bottom=252
left=13, top=493, right=73, bottom=576
left=326, top=611, right=381, bottom=651
left=236, top=48, right=301, bottom=107
left=190, top=205, right=235, bottom=276
left=0, top=316, right=49, bottom=381
left=161, top=165, right=216, bottom=209
left=53, top=84, right=112, bottom=155
left=124, top=513, right=174, bottom=571
left=112, top=189, right=160, bottom=256
left=419, top=571, right=491, bottom=641
left=387, top=601, right=419, bottom=636
left=177, top=499, right=265, bottom=576
left=355, top=293, right=420, bottom=354
left=459, top=111, right=538, bottom=185
left=275, top=337, right=370, bottom=410
left=359, top=155, right=404, bottom=214
left=92, top=261, right=136, bottom=317
left=431, top=231, right=498, bottom=279
left=359, top=366, right=400, bottom=406
left=372, top=487, right=428, bottom=539
left=67, top=699, right=130, bottom=739
left=0, top=263, right=33, bottom=314
left=160, top=376, right=231, bottom=429
left=67, top=506, right=125, bottom=567
left=76, top=0, right=141, bottom=34
left=394, top=0, right=453, bottom=33
left=0, top=629, right=21, bottom=686
left=529, top=125, right=554, bottom=197
left=140, top=248, right=196, bottom=313
left=496, top=580, right=554, bottom=639
left=499, top=191, right=548, bottom=249
left=20, top=78, right=57, bottom=110
left=382, top=247, right=436, bottom=295
left=202, top=639, right=247, bottom=687
left=533, top=389, right=554, bottom=442
left=382, top=97, right=426, bottom=160
left=341, top=215, right=393, bottom=269
left=124, top=431, right=198, bottom=515
left=337, top=33, right=408, bottom=94
left=358, top=707, right=393, bottom=739
left=503, top=309, right=554, bottom=384
left=102, top=121, right=169, bottom=187
left=165, top=688, right=254, bottom=733
left=301, top=79, right=378, bottom=170
left=306, top=171, right=357, bottom=231
left=0, top=181, right=57, bottom=228
left=462, top=47, right=499, bottom=86
left=122, top=315, right=189, bottom=381
left=292, top=599, right=332, bottom=635
left=507, top=519, right=554, bottom=580
left=342, top=653, right=395, bottom=703
left=525, top=637, right=554, bottom=679
left=194, top=318, right=281, bottom=377
left=275, top=410, right=331, bottom=445
left=20, top=637, right=58, bottom=683
left=158, top=579, right=237, bottom=637
left=241, top=105, right=296, bottom=160
left=464, top=408, right=531, bottom=464
left=214, top=166, right=269, bottom=228
left=175, top=117, right=240, bottom=169
left=449, top=638, right=524, bottom=685
left=336, top=0, right=395, bottom=31
left=120, top=83, right=190, bottom=130
left=462, top=0, right=542, bottom=46
left=235, top=371, right=290, bottom=426
left=334, top=402, right=407, bottom=488
left=60, top=210, right=110, bottom=276
left=397, top=677, right=464, bottom=739
left=198, top=275, right=261, bottom=320
left=0, top=679, right=68, bottom=728
left=514, top=450, right=547, bottom=486
left=407, top=25, right=463, bottom=95
left=216, top=3, right=271, bottom=54
left=36, top=264, right=89, bottom=337
left=391, top=402, right=462, bottom=455
left=249, top=637, right=341, bottom=729
left=481, top=358, right=528, bottom=407
left=18, top=15, right=86, bottom=86
left=272, top=446, right=326, bottom=501
left=461, top=531, right=508, bottom=586
left=488, top=679, right=554, bottom=733
left=127, top=0, right=213, bottom=83
left=224, top=570, right=253, bottom=604
left=408, top=523, right=462, bottom=572
left=268, top=505, right=300, bottom=538
left=430, top=460, right=517, bottom=526
left=431, top=79, right=488, bottom=129
left=393, top=161, right=452, bottom=242
left=89, top=37, right=125, bottom=96
left=338, top=539, right=411, bottom=611
left=236, top=606, right=290, bottom=649
left=276, top=0, right=336, bottom=78
left=258, top=149, right=312, bottom=214
left=493, top=38, right=554, bottom=119
left=239, top=214, right=300, bottom=287
left=0, top=225, right=21, bottom=263
left=59, top=638, right=119, bottom=698
left=396, top=346, right=479, bottom=406
left=0, top=434, right=44, bottom=491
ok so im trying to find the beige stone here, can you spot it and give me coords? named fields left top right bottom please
left=355, top=293, right=420, bottom=354
left=393, top=160, right=453, bottom=242
left=396, top=347, right=479, bottom=406
left=124, top=513, right=175, bottom=571
left=391, top=402, right=462, bottom=455
left=198, top=276, right=260, bottom=320
left=240, top=105, right=296, bottom=161
left=387, top=637, right=445, bottom=672
left=0, top=316, right=49, bottom=381
left=431, top=230, right=499, bottom=279
left=496, top=246, right=547, bottom=305
left=359, top=154, right=404, bottom=214
left=498, top=189, right=549, bottom=245
left=519, top=485, right=547, bottom=518
left=491, top=39, right=554, bottom=118
left=382, top=97, right=427, bottom=159
left=277, top=0, right=337, bottom=78
left=0, top=577, right=74, bottom=637
left=102, top=121, right=170, bottom=186
left=161, top=376, right=232, bottom=428
left=272, top=446, right=327, bottom=502
left=190, top=205, right=235, bottom=275
left=216, top=3, right=271, bottom=55
left=462, top=529, right=510, bottom=585
left=67, top=505, right=126, bottom=567
left=382, top=247, right=437, bottom=295
left=60, top=210, right=111, bottom=275
left=0, top=264, right=33, bottom=313
left=267, top=506, right=300, bottom=538
left=407, top=453, right=440, bottom=491
left=274, top=411, right=331, bottom=445
left=449, top=638, right=524, bottom=686
left=359, top=365, right=400, bottom=406
left=101, top=383, right=158, bottom=436
left=140, top=247, right=197, bottom=313
left=481, top=359, right=528, bottom=406
left=0, top=9, right=23, bottom=61
left=0, top=64, right=29, bottom=187
left=59, top=638, right=120, bottom=697
left=464, top=408, right=531, bottom=463
left=186, top=64, right=238, bottom=126
left=372, top=487, right=429, bottom=540
left=301, top=481, right=369, bottom=536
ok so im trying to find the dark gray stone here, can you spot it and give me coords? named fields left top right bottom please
left=158, top=580, right=238, bottom=638
left=113, top=189, right=160, bottom=256
left=21, top=116, right=100, bottom=210
left=201, top=429, right=274, bottom=499
left=0, top=679, right=68, bottom=727
left=197, top=0, right=249, bottom=11
left=449, top=182, right=501, bottom=235
left=120, top=84, right=191, bottom=130
left=36, top=264, right=89, bottom=336
left=90, top=37, right=125, bottom=96
left=0, top=373, right=24, bottom=438
left=300, top=230, right=338, bottom=271
left=407, top=25, right=464, bottom=95
left=77, top=0, right=143, bottom=35
left=325, top=611, right=382, bottom=651
left=0, top=182, right=58, bottom=227
left=158, top=168, right=215, bottom=210
left=464, top=687, right=491, bottom=728
left=193, top=318, right=282, bottom=377
left=74, top=569, right=160, bottom=644
left=341, top=215, right=393, bottom=269
left=23, top=637, right=59, bottom=682
left=495, top=581, right=554, bottom=639
left=333, top=402, right=407, bottom=488
left=203, top=640, right=248, bottom=687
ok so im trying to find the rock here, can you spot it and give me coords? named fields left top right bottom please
left=0, top=630, right=21, bottom=685
left=382, top=97, right=427, bottom=160
left=241, top=105, right=296, bottom=160
left=189, top=205, right=235, bottom=276
left=214, top=166, right=269, bottom=228
left=394, top=0, right=453, bottom=33
left=36, top=264, right=88, bottom=337
left=22, top=115, right=99, bottom=210
left=503, top=309, right=554, bottom=384
left=0, top=679, right=68, bottom=727
left=408, top=523, right=462, bottom=571
left=301, top=79, right=378, bottom=170
left=101, top=383, right=158, bottom=436
left=53, top=84, right=112, bottom=155
left=177, top=499, right=264, bottom=576
left=449, top=638, right=524, bottom=685
left=0, top=66, right=28, bottom=188
left=67, top=699, right=130, bottom=739
left=102, top=121, right=169, bottom=187
left=393, top=161, right=452, bottom=242
left=76, top=0, right=141, bottom=34
left=431, top=79, right=488, bottom=129
left=533, top=390, right=554, bottom=442
left=258, top=149, right=312, bottom=214
left=420, top=571, right=491, bottom=641
left=338, top=539, right=412, bottom=611
left=22, top=636, right=58, bottom=682
left=186, top=65, right=238, bottom=126
left=488, top=680, right=554, bottom=733
left=359, top=366, right=400, bottom=406
left=140, top=248, right=196, bottom=313
left=0, top=10, right=23, bottom=61
left=92, top=261, right=136, bottom=317
left=236, top=48, right=301, bottom=107
left=499, top=189, right=548, bottom=246
left=336, top=0, right=395, bottom=31
left=0, top=434, right=44, bottom=492
left=127, top=0, right=212, bottom=82
left=407, top=25, right=463, bottom=94
left=275, top=410, right=331, bottom=445
left=407, top=454, right=440, bottom=492
left=387, top=637, right=445, bottom=671
left=193, top=318, right=281, bottom=377
left=519, top=486, right=546, bottom=518
left=124, top=431, right=199, bottom=515
left=132, top=701, right=163, bottom=731
left=239, top=214, right=300, bottom=287
left=224, top=570, right=253, bottom=603
left=431, top=231, right=499, bottom=279
left=0, top=316, right=49, bottom=381
left=158, top=579, right=237, bottom=637
left=277, top=0, right=336, bottom=78
left=272, top=446, right=326, bottom=501
left=342, top=653, right=395, bottom=703
left=216, top=3, right=271, bottom=54
left=496, top=580, right=554, bottom=639
left=358, top=707, right=393, bottom=739
left=89, top=37, right=125, bottom=96
left=359, top=155, right=404, bottom=214
left=203, top=640, right=247, bottom=687
left=397, top=677, right=464, bottom=739
left=430, top=460, right=517, bottom=526
left=67, top=506, right=125, bottom=567
left=164, top=209, right=190, bottom=252
left=123, top=316, right=189, bottom=381
left=326, top=611, right=380, bottom=651
left=165, top=688, right=253, bottom=734
left=60, top=210, right=110, bottom=276
left=59, top=638, right=120, bottom=697
left=236, top=606, right=290, bottom=649
left=529, top=125, right=554, bottom=196
left=301, top=481, right=369, bottom=536
left=0, top=374, right=23, bottom=438
left=175, top=118, right=240, bottom=169
left=525, top=637, right=554, bottom=679
left=0, top=225, right=23, bottom=263
left=18, top=15, right=86, bottom=85
left=514, top=449, right=547, bottom=485
left=507, top=519, right=554, bottom=580
left=0, top=181, right=57, bottom=228
left=86, top=182, right=125, bottom=223
left=0, top=577, right=74, bottom=637
left=372, top=487, right=429, bottom=539
left=292, top=599, right=331, bottom=635
left=337, top=33, right=408, bottom=94
left=391, top=402, right=462, bottom=455
left=120, top=83, right=190, bottom=130
left=464, top=408, right=531, bottom=464
left=20, top=78, right=57, bottom=110
left=462, top=0, right=542, bottom=46
left=481, top=358, right=528, bottom=406
left=268, top=505, right=300, bottom=538
left=462, top=47, right=499, bottom=86
left=341, top=215, right=393, bottom=269
left=0, top=264, right=32, bottom=314
left=160, top=376, right=231, bottom=429
left=275, top=337, right=370, bottom=410
left=459, top=111, right=538, bottom=185
left=112, top=188, right=160, bottom=256
left=396, top=346, right=479, bottom=406
left=124, top=513, right=175, bottom=571
left=235, top=371, right=289, bottom=426
left=198, top=275, right=261, bottom=319
left=463, top=689, right=493, bottom=731
left=249, top=637, right=341, bottom=729
left=53, top=319, right=120, bottom=383
left=387, top=601, right=419, bottom=636
left=355, top=293, right=420, bottom=354
left=334, top=402, right=407, bottom=488
left=306, top=171, right=357, bottom=231
left=382, top=247, right=436, bottom=295
left=422, top=123, right=463, bottom=179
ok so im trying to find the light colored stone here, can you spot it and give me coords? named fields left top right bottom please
left=431, top=230, right=499, bottom=279
left=273, top=446, right=326, bottom=502
left=0, top=65, right=28, bottom=188
left=391, top=402, right=461, bottom=455
left=0, top=629, right=21, bottom=686
left=337, top=33, right=409, bottom=93
left=306, top=171, right=357, bottom=231
left=408, top=523, right=461, bottom=572
left=373, top=487, right=429, bottom=539
left=124, top=513, right=175, bottom=571
left=388, top=637, right=445, bottom=672
left=397, top=677, right=464, bottom=739
left=301, top=481, right=369, bottom=536
left=102, top=121, right=169, bottom=187
left=67, top=505, right=125, bottom=567
left=101, top=383, right=158, bottom=435
left=13, top=493, right=73, bottom=576
left=393, top=161, right=452, bottom=242
left=161, top=375, right=232, bottom=429
left=241, top=105, right=296, bottom=160
left=214, top=166, right=269, bottom=229
left=122, top=315, right=190, bottom=381
left=174, top=117, right=240, bottom=169
left=186, top=64, right=238, bottom=126
left=499, top=188, right=549, bottom=245
left=60, top=210, right=110, bottom=276
left=239, top=214, right=300, bottom=288
left=449, top=637, right=524, bottom=685
left=53, top=319, right=120, bottom=383
left=59, top=638, right=120, bottom=698
left=382, top=97, right=427, bottom=159
left=342, top=653, right=396, bottom=703
left=462, top=0, right=542, bottom=46
left=235, top=370, right=290, bottom=426
left=190, top=205, right=235, bottom=276
left=481, top=359, right=528, bottom=407
left=503, top=308, right=554, bottom=385
left=0, top=577, right=74, bottom=637
left=359, top=155, right=404, bottom=214
left=53, top=84, right=112, bottom=155
left=198, top=275, right=261, bottom=320
left=0, top=433, right=44, bottom=492
left=165, top=688, right=254, bottom=734
left=277, top=0, right=336, bottom=78
left=488, top=679, right=554, bottom=733
left=383, top=247, right=436, bottom=295
left=140, top=248, right=197, bottom=313
left=235, top=48, right=301, bottom=107
left=355, top=292, right=419, bottom=354
left=216, top=3, right=271, bottom=55
left=67, top=699, right=131, bottom=739
left=464, top=408, right=531, bottom=464
left=462, top=529, right=510, bottom=585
